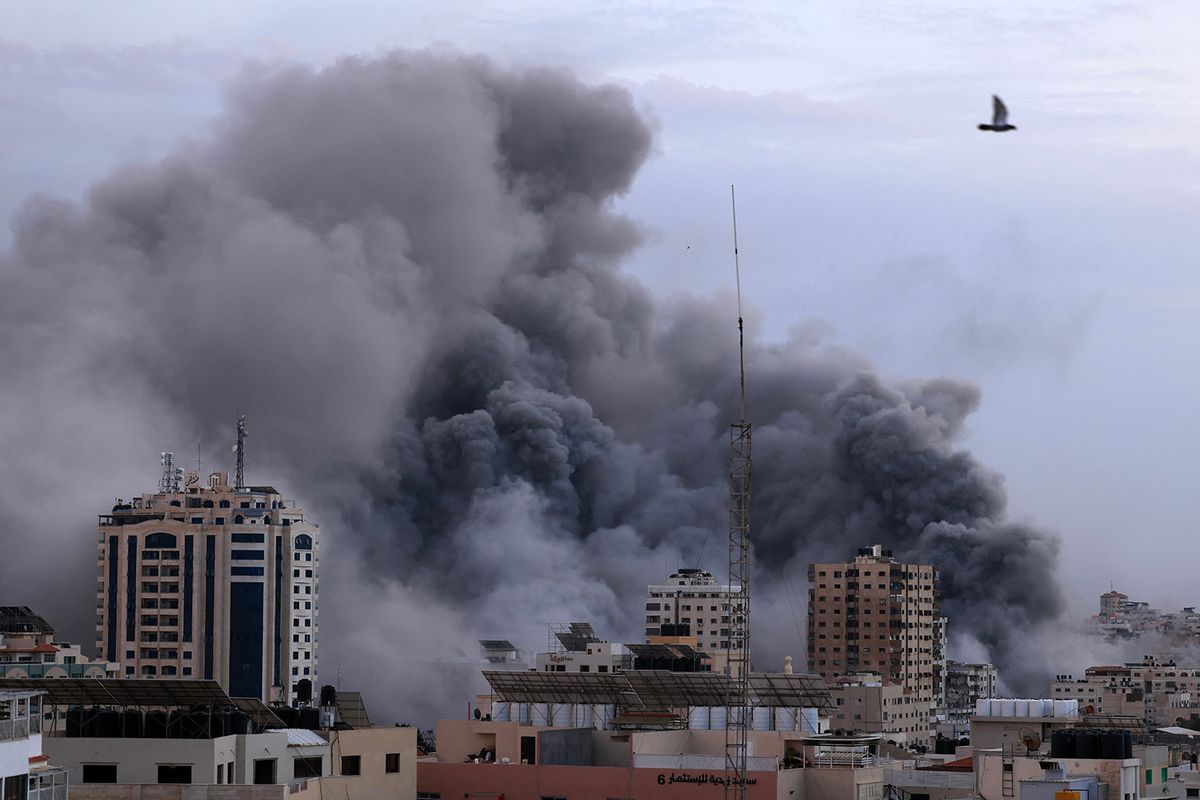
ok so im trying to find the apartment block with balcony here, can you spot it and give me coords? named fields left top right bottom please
left=806, top=545, right=943, bottom=743
left=1, top=690, right=68, bottom=800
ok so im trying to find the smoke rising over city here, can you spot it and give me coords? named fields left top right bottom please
left=0, top=52, right=1064, bottom=719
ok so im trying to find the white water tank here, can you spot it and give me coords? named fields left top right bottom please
left=1014, top=699, right=1030, bottom=717
left=710, top=706, right=728, bottom=730
left=689, top=707, right=710, bottom=730
left=550, top=704, right=572, bottom=727
left=517, top=703, right=531, bottom=724
left=800, top=708, right=820, bottom=733
left=1028, top=699, right=1047, bottom=717
left=594, top=705, right=613, bottom=728
left=1052, top=699, right=1077, bottom=718
left=532, top=703, right=550, bottom=726
left=1000, top=699, right=1016, bottom=716
left=576, top=705, right=594, bottom=728
left=975, top=698, right=990, bottom=717
left=752, top=707, right=772, bottom=731
left=492, top=702, right=511, bottom=722
left=775, top=708, right=798, bottom=731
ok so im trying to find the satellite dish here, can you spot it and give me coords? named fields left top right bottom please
left=473, top=708, right=482, bottom=720
left=1019, top=727, right=1042, bottom=753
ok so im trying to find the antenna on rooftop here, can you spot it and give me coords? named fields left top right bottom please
left=159, top=452, right=181, bottom=494
left=233, top=415, right=247, bottom=490
left=724, top=184, right=752, bottom=800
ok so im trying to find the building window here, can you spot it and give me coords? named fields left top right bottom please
left=82, top=765, right=117, bottom=783
left=158, top=765, right=192, bottom=784
left=385, top=753, right=401, bottom=773
left=341, top=756, right=361, bottom=776
left=217, top=764, right=225, bottom=784
left=253, top=759, right=276, bottom=785
left=294, top=756, right=323, bottom=779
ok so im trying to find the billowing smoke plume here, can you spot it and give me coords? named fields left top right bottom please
left=0, top=52, right=1064, bottom=720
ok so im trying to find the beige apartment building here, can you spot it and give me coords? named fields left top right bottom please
left=806, top=545, right=943, bottom=739
left=643, top=568, right=743, bottom=675
left=1052, top=655, right=1200, bottom=726
left=827, top=673, right=930, bottom=745
left=95, top=467, right=319, bottom=703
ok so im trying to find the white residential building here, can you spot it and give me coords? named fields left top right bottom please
left=1, top=690, right=68, bottom=800
left=644, top=568, right=741, bottom=673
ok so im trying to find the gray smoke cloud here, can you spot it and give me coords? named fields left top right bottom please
left=0, top=51, right=1064, bottom=721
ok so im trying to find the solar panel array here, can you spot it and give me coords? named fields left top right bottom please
left=0, top=678, right=232, bottom=708
left=483, top=669, right=833, bottom=711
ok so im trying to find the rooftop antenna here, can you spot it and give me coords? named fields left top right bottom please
left=724, top=184, right=752, bottom=800
left=233, top=415, right=247, bottom=490
left=159, top=452, right=181, bottom=494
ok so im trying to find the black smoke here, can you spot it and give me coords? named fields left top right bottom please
left=0, top=51, right=1063, bottom=720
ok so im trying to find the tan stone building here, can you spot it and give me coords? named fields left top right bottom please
left=1052, top=655, right=1200, bottom=727
left=1, top=607, right=118, bottom=680
left=96, top=468, right=319, bottom=703
left=806, top=545, right=943, bottom=741
left=828, top=674, right=929, bottom=745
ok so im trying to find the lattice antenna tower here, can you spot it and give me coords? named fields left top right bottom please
left=724, top=185, right=753, bottom=800
left=234, top=415, right=247, bottom=490
left=159, top=452, right=182, bottom=493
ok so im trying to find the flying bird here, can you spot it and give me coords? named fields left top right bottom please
left=978, top=95, right=1017, bottom=132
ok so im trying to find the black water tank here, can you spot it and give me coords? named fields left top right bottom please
left=66, top=707, right=84, bottom=738
left=296, top=679, right=312, bottom=704
left=1100, top=732, right=1124, bottom=759
left=274, top=706, right=297, bottom=728
left=320, top=684, right=337, bottom=706
left=1123, top=730, right=1133, bottom=759
left=1051, top=729, right=1076, bottom=758
left=210, top=710, right=229, bottom=738
left=299, top=708, right=320, bottom=730
left=145, top=710, right=168, bottom=738
left=168, top=709, right=188, bottom=738
left=185, top=710, right=210, bottom=739
left=228, top=711, right=251, bottom=736
left=82, top=707, right=104, bottom=737
left=1076, top=730, right=1100, bottom=759
left=122, top=709, right=144, bottom=738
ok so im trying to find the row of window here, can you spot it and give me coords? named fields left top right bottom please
left=79, top=753, right=400, bottom=785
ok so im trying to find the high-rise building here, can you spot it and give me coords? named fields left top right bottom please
left=806, top=545, right=942, bottom=731
left=95, top=466, right=319, bottom=703
left=643, top=568, right=743, bottom=676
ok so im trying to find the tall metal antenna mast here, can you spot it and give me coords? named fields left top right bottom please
left=724, top=185, right=753, bottom=800
left=234, top=415, right=247, bottom=490
left=159, top=452, right=181, bottom=494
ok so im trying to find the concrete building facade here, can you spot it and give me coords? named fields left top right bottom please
left=644, top=569, right=744, bottom=677
left=95, top=470, right=319, bottom=703
left=44, top=727, right=415, bottom=800
left=828, top=674, right=929, bottom=745
left=806, top=545, right=943, bottom=738
left=1052, top=656, right=1200, bottom=727
left=943, top=661, right=998, bottom=728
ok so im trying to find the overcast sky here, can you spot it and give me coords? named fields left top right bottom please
left=4, top=1, right=1200, bottom=624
